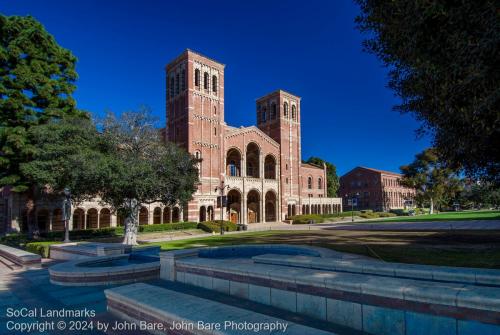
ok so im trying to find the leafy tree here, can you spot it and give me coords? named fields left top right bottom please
left=459, top=180, right=500, bottom=209
left=400, top=148, right=460, bottom=214
left=98, top=109, right=199, bottom=245
left=21, top=117, right=107, bottom=201
left=0, top=15, right=84, bottom=234
left=355, top=1, right=500, bottom=183
left=305, top=157, right=339, bottom=197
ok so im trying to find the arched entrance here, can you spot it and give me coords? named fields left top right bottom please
left=153, top=207, right=161, bottom=224
left=265, top=191, right=277, bottom=222
left=247, top=190, right=260, bottom=223
left=87, top=208, right=98, bottom=229
left=226, top=148, right=242, bottom=176
left=139, top=207, right=148, bottom=225
left=227, top=189, right=241, bottom=224
left=246, top=143, right=260, bottom=178
left=199, top=206, right=207, bottom=222
left=99, top=208, right=111, bottom=228
left=52, top=209, right=64, bottom=231
left=172, top=207, right=180, bottom=222
left=73, top=208, right=85, bottom=230
left=207, top=206, right=214, bottom=221
left=163, top=207, right=171, bottom=223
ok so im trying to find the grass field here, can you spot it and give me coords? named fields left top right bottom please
left=355, top=210, right=500, bottom=223
left=146, top=229, right=500, bottom=269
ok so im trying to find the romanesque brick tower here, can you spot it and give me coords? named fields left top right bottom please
left=166, top=49, right=226, bottom=221
left=256, top=90, right=302, bottom=217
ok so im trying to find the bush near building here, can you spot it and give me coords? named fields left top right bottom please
left=197, top=220, right=237, bottom=232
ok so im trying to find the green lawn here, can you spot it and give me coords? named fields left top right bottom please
left=146, top=229, right=500, bottom=269
left=355, top=210, right=500, bottom=223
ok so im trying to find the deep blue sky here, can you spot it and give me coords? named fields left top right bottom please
left=1, top=0, right=430, bottom=175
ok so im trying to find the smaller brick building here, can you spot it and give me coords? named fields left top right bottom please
left=339, top=167, right=415, bottom=212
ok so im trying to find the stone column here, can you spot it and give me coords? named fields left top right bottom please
left=160, top=208, right=164, bottom=224
left=97, top=210, right=100, bottom=229
left=111, top=214, right=117, bottom=228
left=180, top=207, right=184, bottom=222
left=261, top=198, right=266, bottom=223
left=242, top=194, right=247, bottom=225
left=169, top=208, right=173, bottom=223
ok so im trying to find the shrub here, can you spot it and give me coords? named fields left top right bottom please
left=377, top=212, right=397, bottom=217
left=338, top=211, right=361, bottom=217
left=0, top=233, right=30, bottom=248
left=138, top=222, right=198, bottom=233
left=198, top=220, right=237, bottom=233
left=25, top=241, right=62, bottom=258
left=289, top=214, right=324, bottom=224
left=41, top=227, right=124, bottom=240
left=389, top=209, right=408, bottom=216
left=360, top=209, right=373, bottom=214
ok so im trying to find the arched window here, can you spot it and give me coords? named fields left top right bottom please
left=318, top=178, right=322, bottom=189
left=212, top=75, right=217, bottom=92
left=203, top=72, right=209, bottom=90
left=195, top=69, right=200, bottom=87
left=213, top=106, right=217, bottom=115
left=308, top=177, right=312, bottom=189
left=170, top=77, right=174, bottom=97
left=175, top=73, right=180, bottom=95
left=261, top=107, right=267, bottom=123
left=229, top=160, right=238, bottom=176
left=291, top=105, right=296, bottom=120
left=214, top=127, right=217, bottom=136
left=181, top=69, right=186, bottom=91
left=284, top=102, right=289, bottom=118
left=271, top=103, right=276, bottom=119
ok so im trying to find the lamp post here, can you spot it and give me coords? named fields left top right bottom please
left=215, top=181, right=230, bottom=235
left=62, top=188, right=71, bottom=243
left=346, top=192, right=359, bottom=222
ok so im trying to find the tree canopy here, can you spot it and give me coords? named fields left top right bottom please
left=20, top=117, right=107, bottom=203
left=98, top=109, right=199, bottom=244
left=400, top=148, right=461, bottom=213
left=305, top=157, right=339, bottom=197
left=355, top=1, right=500, bottom=183
left=0, top=15, right=84, bottom=192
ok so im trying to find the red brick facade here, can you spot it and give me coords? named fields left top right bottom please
left=166, top=50, right=342, bottom=223
left=339, top=167, right=416, bottom=212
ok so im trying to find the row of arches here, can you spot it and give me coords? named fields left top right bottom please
left=258, top=102, right=297, bottom=123
left=33, top=206, right=184, bottom=232
left=214, top=189, right=277, bottom=224
left=194, top=69, right=217, bottom=93
left=301, top=204, right=341, bottom=215
left=226, top=143, right=277, bottom=179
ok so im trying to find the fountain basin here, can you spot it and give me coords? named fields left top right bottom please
left=49, top=253, right=160, bottom=286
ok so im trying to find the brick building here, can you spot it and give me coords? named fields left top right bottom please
left=339, top=167, right=415, bottom=212
left=166, top=49, right=342, bottom=224
left=0, top=49, right=342, bottom=234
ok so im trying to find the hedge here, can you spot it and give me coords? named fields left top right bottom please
left=40, top=227, right=124, bottom=240
left=197, top=220, right=237, bottom=233
left=289, top=214, right=324, bottom=224
left=25, top=241, right=62, bottom=258
left=138, top=222, right=198, bottom=232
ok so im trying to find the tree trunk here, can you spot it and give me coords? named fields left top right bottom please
left=429, top=197, right=434, bottom=214
left=25, top=186, right=37, bottom=238
left=122, top=199, right=140, bottom=245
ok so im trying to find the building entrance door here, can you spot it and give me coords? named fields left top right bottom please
left=230, top=212, right=238, bottom=224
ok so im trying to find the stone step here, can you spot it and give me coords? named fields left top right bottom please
left=0, top=254, right=21, bottom=270
left=105, top=282, right=338, bottom=335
